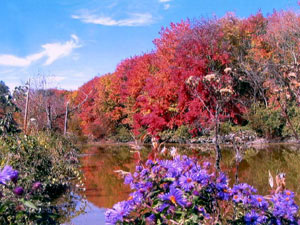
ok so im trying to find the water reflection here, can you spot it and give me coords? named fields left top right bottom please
left=80, top=145, right=145, bottom=209
left=70, top=143, right=300, bottom=224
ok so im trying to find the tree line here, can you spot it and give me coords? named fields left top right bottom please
left=2, top=10, right=300, bottom=141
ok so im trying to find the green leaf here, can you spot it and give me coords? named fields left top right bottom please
left=191, top=214, right=198, bottom=222
left=16, top=211, right=25, bottom=220
left=23, top=201, right=38, bottom=210
left=0, top=204, right=7, bottom=213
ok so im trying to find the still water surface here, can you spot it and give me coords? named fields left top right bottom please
left=66, top=143, right=300, bottom=224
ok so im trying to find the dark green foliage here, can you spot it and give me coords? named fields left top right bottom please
left=0, top=81, right=20, bottom=135
left=247, top=104, right=285, bottom=138
left=283, top=104, right=300, bottom=138
left=219, top=121, right=233, bottom=135
left=159, top=125, right=191, bottom=143
left=111, top=126, right=133, bottom=143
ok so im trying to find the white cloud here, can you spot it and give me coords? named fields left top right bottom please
left=158, top=0, right=172, bottom=10
left=0, top=35, right=80, bottom=67
left=48, top=76, right=66, bottom=82
left=164, top=4, right=170, bottom=10
left=72, top=13, right=153, bottom=26
left=42, top=35, right=80, bottom=65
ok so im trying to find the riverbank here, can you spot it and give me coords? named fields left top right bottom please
left=84, top=129, right=300, bottom=148
left=0, top=132, right=82, bottom=224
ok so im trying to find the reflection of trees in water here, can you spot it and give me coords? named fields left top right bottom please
left=222, top=144, right=300, bottom=203
left=80, top=145, right=141, bottom=208
left=80, top=144, right=300, bottom=209
left=57, top=191, right=87, bottom=224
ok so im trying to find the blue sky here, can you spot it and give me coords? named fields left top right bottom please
left=0, top=0, right=298, bottom=90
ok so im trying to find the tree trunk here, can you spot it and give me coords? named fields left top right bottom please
left=24, top=80, right=30, bottom=134
left=64, top=102, right=69, bottom=135
left=215, top=104, right=221, bottom=172
left=46, top=104, right=52, bottom=130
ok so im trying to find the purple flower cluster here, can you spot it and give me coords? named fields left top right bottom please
left=232, top=183, right=257, bottom=205
left=105, top=201, right=132, bottom=224
left=105, top=155, right=299, bottom=224
left=160, top=187, right=186, bottom=207
left=0, top=165, right=42, bottom=199
left=0, top=165, right=22, bottom=198
left=271, top=190, right=298, bottom=223
left=0, top=165, right=18, bottom=185
left=244, top=210, right=267, bottom=225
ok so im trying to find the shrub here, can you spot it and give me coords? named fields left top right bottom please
left=174, top=125, right=191, bottom=141
left=219, top=121, right=233, bottom=135
left=282, top=104, right=300, bottom=138
left=247, top=104, right=285, bottom=139
left=0, top=165, right=59, bottom=224
left=112, top=126, right=133, bottom=143
left=159, top=125, right=192, bottom=143
left=0, top=132, right=82, bottom=224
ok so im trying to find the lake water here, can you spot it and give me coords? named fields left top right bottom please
left=64, top=143, right=300, bottom=225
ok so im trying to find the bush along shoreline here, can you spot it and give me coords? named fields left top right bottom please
left=105, top=148, right=299, bottom=225
left=0, top=132, right=82, bottom=224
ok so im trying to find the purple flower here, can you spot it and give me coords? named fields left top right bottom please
left=217, top=186, right=232, bottom=200
left=233, top=183, right=257, bottom=195
left=157, top=203, right=170, bottom=212
left=271, top=191, right=298, bottom=222
left=193, top=169, right=211, bottom=185
left=0, top=165, right=18, bottom=185
left=192, top=190, right=200, bottom=196
left=105, top=154, right=300, bottom=224
left=160, top=159, right=174, bottom=170
left=146, top=214, right=156, bottom=224
left=140, top=168, right=149, bottom=177
left=232, top=193, right=245, bottom=204
left=146, top=159, right=154, bottom=167
left=202, top=161, right=211, bottom=169
left=217, top=172, right=228, bottom=185
left=13, top=187, right=24, bottom=196
left=197, top=207, right=211, bottom=220
left=244, top=210, right=266, bottom=225
left=128, top=191, right=144, bottom=205
left=186, top=202, right=193, bottom=208
left=32, top=182, right=42, bottom=190
left=105, top=201, right=132, bottom=224
left=160, top=187, right=186, bottom=207
left=140, top=181, right=153, bottom=192
left=124, top=174, right=133, bottom=185
left=179, top=173, right=194, bottom=191
left=283, top=190, right=295, bottom=199
left=151, top=165, right=161, bottom=174
left=250, top=195, right=269, bottom=210
left=232, top=183, right=257, bottom=204
left=135, top=165, right=143, bottom=172
left=10, top=170, right=19, bottom=183
left=216, top=173, right=232, bottom=200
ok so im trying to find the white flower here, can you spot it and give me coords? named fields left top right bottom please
left=204, top=73, right=216, bottom=82
left=170, top=147, right=178, bottom=158
left=220, top=87, right=233, bottom=95
left=224, top=67, right=232, bottom=74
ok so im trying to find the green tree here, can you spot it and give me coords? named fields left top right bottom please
left=0, top=81, right=20, bottom=135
